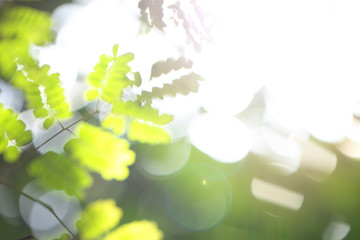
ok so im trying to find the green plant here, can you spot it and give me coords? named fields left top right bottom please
left=0, top=2, right=204, bottom=239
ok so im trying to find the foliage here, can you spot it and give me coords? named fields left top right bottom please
left=12, top=64, right=72, bottom=129
left=27, top=151, right=92, bottom=199
left=103, top=220, right=163, bottom=240
left=0, top=4, right=53, bottom=80
left=64, top=122, right=136, bottom=181
left=86, top=45, right=135, bottom=103
left=0, top=2, right=204, bottom=240
left=0, top=103, right=32, bottom=162
left=138, top=0, right=211, bottom=51
left=77, top=199, right=122, bottom=240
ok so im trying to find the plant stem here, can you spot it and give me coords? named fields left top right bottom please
left=0, top=181, right=76, bottom=239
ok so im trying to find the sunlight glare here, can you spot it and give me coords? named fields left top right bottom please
left=323, top=221, right=350, bottom=240
left=189, top=113, right=252, bottom=163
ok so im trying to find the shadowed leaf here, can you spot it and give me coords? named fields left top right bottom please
left=150, top=57, right=193, bottom=79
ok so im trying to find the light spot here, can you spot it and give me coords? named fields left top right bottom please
left=251, top=178, right=304, bottom=211
left=189, top=113, right=252, bottom=163
left=323, top=221, right=350, bottom=240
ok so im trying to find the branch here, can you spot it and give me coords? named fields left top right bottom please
left=0, top=181, right=76, bottom=239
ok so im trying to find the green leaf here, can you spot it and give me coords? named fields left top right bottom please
left=128, top=120, right=171, bottom=145
left=52, top=233, right=71, bottom=240
left=12, top=63, right=72, bottom=128
left=87, top=46, right=135, bottom=103
left=43, top=117, right=55, bottom=129
left=103, top=220, right=163, bottom=240
left=0, top=138, right=8, bottom=154
left=86, top=89, right=99, bottom=101
left=112, top=100, right=173, bottom=125
left=77, top=199, right=122, bottom=240
left=4, top=146, right=20, bottom=163
left=33, top=107, right=49, bottom=118
left=101, top=115, right=126, bottom=136
left=64, top=123, right=135, bottom=181
left=113, top=44, right=119, bottom=58
left=0, top=4, right=53, bottom=45
left=27, top=152, right=93, bottom=199
left=0, top=103, right=32, bottom=162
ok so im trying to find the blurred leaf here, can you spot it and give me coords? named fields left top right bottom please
left=0, top=103, right=32, bottom=162
left=87, top=48, right=135, bottom=103
left=139, top=72, right=203, bottom=103
left=52, top=233, right=71, bottom=240
left=64, top=123, right=135, bottom=181
left=0, top=4, right=53, bottom=45
left=103, top=220, right=163, bottom=240
left=101, top=115, right=127, bottom=136
left=134, top=71, right=142, bottom=87
left=0, top=39, right=32, bottom=80
left=112, top=100, right=173, bottom=125
left=138, top=0, right=166, bottom=31
left=168, top=1, right=212, bottom=52
left=128, top=120, right=171, bottom=145
left=4, top=146, right=20, bottom=163
left=43, top=117, right=55, bottom=129
left=77, top=199, right=122, bottom=240
left=27, top=152, right=93, bottom=199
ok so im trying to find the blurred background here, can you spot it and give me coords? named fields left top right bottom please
left=1, top=0, right=360, bottom=239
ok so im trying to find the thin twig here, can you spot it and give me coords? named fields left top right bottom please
left=17, top=235, right=35, bottom=240
left=0, top=181, right=76, bottom=239
left=66, top=128, right=78, bottom=137
left=56, top=118, right=65, bottom=130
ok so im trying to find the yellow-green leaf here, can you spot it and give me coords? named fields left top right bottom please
left=64, top=123, right=135, bottom=181
left=128, top=120, right=171, bottom=145
left=86, top=89, right=99, bottom=101
left=4, top=146, right=20, bottom=163
left=77, top=199, right=122, bottom=240
left=103, top=220, right=163, bottom=240
left=101, top=115, right=126, bottom=136
left=43, top=117, right=55, bottom=129
left=27, top=152, right=93, bottom=199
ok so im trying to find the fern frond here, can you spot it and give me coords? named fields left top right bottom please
left=87, top=44, right=135, bottom=103
left=112, top=100, right=173, bottom=125
left=138, top=0, right=166, bottom=31
left=150, top=57, right=193, bottom=79
left=12, top=64, right=72, bottom=129
left=139, top=72, right=203, bottom=103
left=0, top=4, right=53, bottom=45
left=0, top=103, right=32, bottom=162
left=77, top=199, right=122, bottom=240
left=168, top=1, right=211, bottom=51
left=0, top=38, right=33, bottom=80
left=27, top=151, right=93, bottom=199
left=64, top=123, right=135, bottom=181
left=128, top=120, right=171, bottom=145
left=103, top=220, right=163, bottom=240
